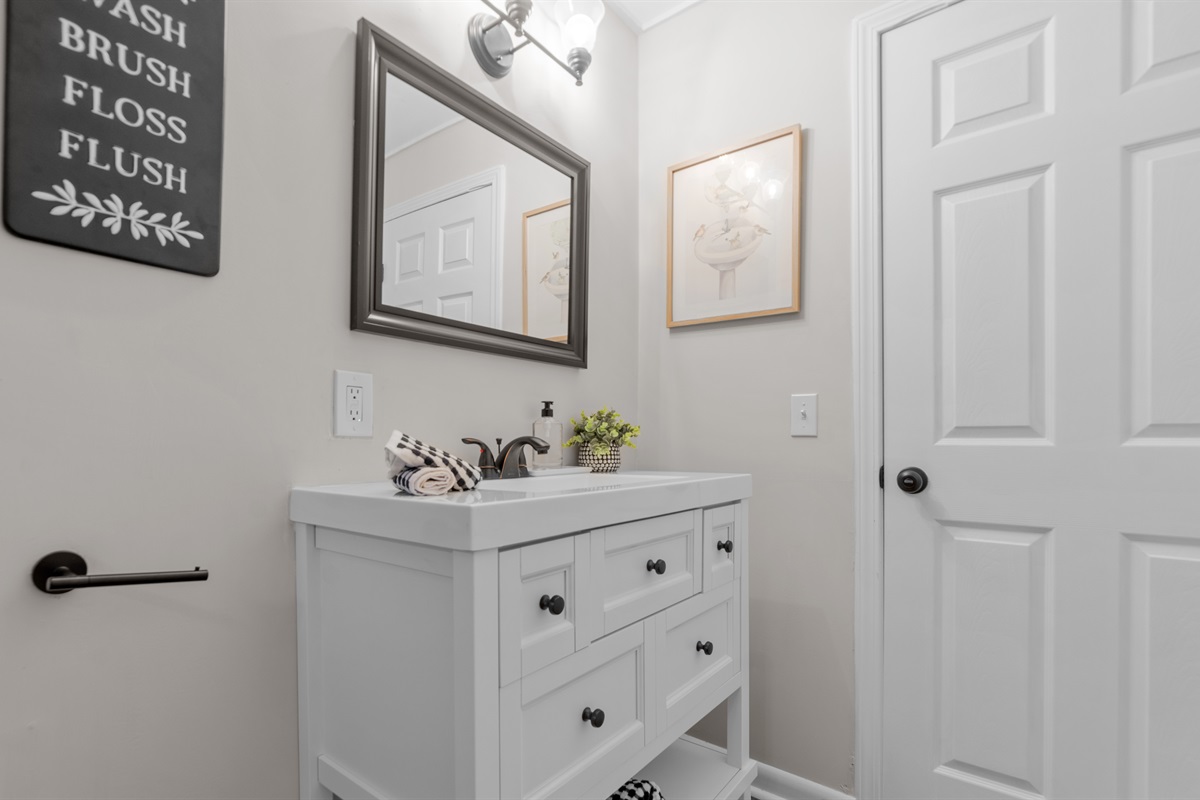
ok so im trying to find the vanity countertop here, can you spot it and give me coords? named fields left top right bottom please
left=289, top=471, right=751, bottom=551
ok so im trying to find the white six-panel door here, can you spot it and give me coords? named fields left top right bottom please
left=380, top=185, right=496, bottom=326
left=882, top=1, right=1200, bottom=797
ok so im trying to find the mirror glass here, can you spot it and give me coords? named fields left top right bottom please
left=352, top=20, right=588, bottom=367
left=380, top=75, right=574, bottom=341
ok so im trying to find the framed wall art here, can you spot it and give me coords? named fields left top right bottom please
left=667, top=125, right=801, bottom=327
left=522, top=199, right=571, bottom=342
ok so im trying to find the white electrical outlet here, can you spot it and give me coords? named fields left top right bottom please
left=791, top=393, right=817, bottom=437
left=334, top=370, right=373, bottom=437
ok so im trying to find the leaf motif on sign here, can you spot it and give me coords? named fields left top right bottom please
left=31, top=181, right=205, bottom=249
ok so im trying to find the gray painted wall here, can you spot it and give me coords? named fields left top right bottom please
left=0, top=2, right=638, bottom=796
left=637, top=2, right=883, bottom=794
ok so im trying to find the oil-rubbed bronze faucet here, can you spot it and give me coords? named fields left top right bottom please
left=497, top=436, right=550, bottom=478
left=462, top=436, right=550, bottom=479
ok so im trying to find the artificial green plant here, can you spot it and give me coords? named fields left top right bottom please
left=564, top=407, right=641, bottom=456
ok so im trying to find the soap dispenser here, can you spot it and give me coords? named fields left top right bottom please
left=532, top=401, right=563, bottom=468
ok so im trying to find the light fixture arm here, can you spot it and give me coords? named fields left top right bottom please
left=473, top=0, right=589, bottom=85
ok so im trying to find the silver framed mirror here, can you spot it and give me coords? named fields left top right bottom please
left=352, top=19, right=590, bottom=368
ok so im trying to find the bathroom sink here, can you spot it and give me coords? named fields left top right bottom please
left=291, top=471, right=751, bottom=551
left=476, top=472, right=691, bottom=494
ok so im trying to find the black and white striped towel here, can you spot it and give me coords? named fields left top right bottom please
left=608, top=779, right=664, bottom=800
left=385, top=430, right=482, bottom=495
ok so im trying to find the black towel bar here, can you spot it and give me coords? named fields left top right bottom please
left=31, top=551, right=208, bottom=594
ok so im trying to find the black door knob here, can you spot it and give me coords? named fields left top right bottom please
left=646, top=559, right=667, bottom=575
left=897, top=467, right=929, bottom=494
left=696, top=640, right=714, bottom=655
left=582, top=707, right=605, bottom=728
left=717, top=540, right=733, bottom=554
left=539, top=594, right=565, bottom=615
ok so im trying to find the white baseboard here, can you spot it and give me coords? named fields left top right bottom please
left=752, top=761, right=855, bottom=800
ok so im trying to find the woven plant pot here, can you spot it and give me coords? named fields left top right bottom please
left=579, top=442, right=622, bottom=473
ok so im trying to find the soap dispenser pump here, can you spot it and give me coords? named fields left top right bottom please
left=532, top=401, right=563, bottom=468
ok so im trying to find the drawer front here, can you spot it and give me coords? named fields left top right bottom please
left=591, top=511, right=702, bottom=637
left=657, top=581, right=738, bottom=730
left=499, top=534, right=589, bottom=686
left=500, top=624, right=647, bottom=800
left=702, top=504, right=738, bottom=591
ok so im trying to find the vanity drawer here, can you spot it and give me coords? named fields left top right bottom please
left=656, top=581, right=739, bottom=730
left=499, top=534, right=590, bottom=686
left=590, top=511, right=702, bottom=638
left=499, top=623, right=647, bottom=800
left=702, top=504, right=739, bottom=591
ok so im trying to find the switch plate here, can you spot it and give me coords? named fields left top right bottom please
left=791, top=394, right=817, bottom=437
left=334, top=370, right=373, bottom=438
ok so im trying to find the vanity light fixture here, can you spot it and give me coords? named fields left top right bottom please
left=468, top=0, right=605, bottom=86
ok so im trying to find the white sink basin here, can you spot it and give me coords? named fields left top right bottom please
left=291, top=471, right=751, bottom=551
left=476, top=472, right=691, bottom=494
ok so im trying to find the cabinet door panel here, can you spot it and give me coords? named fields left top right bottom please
left=500, top=624, right=646, bottom=800
left=657, top=581, right=738, bottom=729
left=592, top=511, right=702, bottom=637
left=500, top=535, right=586, bottom=686
left=702, top=505, right=738, bottom=591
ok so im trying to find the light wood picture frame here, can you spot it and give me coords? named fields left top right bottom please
left=522, top=199, right=571, bottom=342
left=667, top=125, right=802, bottom=327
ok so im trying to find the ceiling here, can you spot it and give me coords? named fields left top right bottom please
left=384, top=75, right=463, bottom=156
left=606, top=0, right=705, bottom=33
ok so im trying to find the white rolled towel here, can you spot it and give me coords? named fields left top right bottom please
left=385, top=430, right=483, bottom=495
left=393, top=466, right=456, bottom=496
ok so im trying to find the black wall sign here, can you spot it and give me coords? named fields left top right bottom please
left=4, top=0, right=224, bottom=276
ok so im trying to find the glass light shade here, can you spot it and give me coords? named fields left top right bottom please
left=554, top=0, right=605, bottom=51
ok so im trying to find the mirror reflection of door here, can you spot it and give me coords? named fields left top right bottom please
left=381, top=184, right=497, bottom=326
left=381, top=71, right=572, bottom=339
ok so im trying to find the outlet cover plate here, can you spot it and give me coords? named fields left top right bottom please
left=791, top=393, right=817, bottom=437
left=334, top=370, right=373, bottom=438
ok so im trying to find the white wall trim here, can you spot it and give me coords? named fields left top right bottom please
left=849, top=3, right=962, bottom=799
left=753, top=761, right=855, bottom=800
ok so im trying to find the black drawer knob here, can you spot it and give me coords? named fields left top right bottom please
left=717, top=539, right=733, bottom=554
left=582, top=707, right=605, bottom=728
left=539, top=594, right=565, bottom=615
left=696, top=640, right=714, bottom=656
left=646, top=559, right=667, bottom=575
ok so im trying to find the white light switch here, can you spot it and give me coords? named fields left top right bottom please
left=791, top=394, right=817, bottom=437
left=334, top=370, right=373, bottom=438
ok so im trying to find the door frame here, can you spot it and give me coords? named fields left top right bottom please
left=849, top=3, right=962, bottom=798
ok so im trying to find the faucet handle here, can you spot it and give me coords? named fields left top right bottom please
left=461, top=438, right=498, bottom=477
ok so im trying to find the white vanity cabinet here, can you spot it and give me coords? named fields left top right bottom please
left=291, top=472, right=756, bottom=800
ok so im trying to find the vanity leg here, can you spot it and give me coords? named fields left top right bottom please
left=295, top=523, right=334, bottom=800
left=452, top=549, right=501, bottom=799
left=725, top=685, right=749, bottom=769
left=726, top=501, right=751, bottom=771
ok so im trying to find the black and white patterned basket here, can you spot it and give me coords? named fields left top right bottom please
left=608, top=778, right=664, bottom=800
left=579, top=443, right=622, bottom=473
